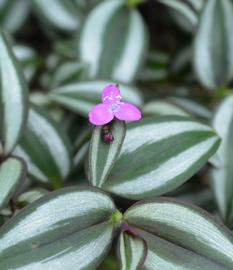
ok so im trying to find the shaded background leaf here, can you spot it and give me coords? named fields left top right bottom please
left=210, top=95, right=233, bottom=225
left=0, top=28, right=29, bottom=155
left=14, top=105, right=72, bottom=188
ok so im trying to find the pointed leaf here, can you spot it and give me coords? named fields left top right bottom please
left=158, top=0, right=198, bottom=31
left=50, top=61, right=89, bottom=87
left=193, top=0, right=233, bottom=90
left=125, top=198, right=233, bottom=269
left=119, top=232, right=147, bottom=270
left=142, top=100, right=189, bottom=117
left=14, top=106, right=72, bottom=187
left=0, top=187, right=116, bottom=269
left=103, top=116, right=220, bottom=200
left=168, top=97, right=212, bottom=119
left=49, top=80, right=143, bottom=117
left=0, top=157, right=25, bottom=209
left=32, top=0, right=82, bottom=32
left=0, top=28, right=29, bottom=155
left=79, top=0, right=148, bottom=83
left=210, top=95, right=233, bottom=224
left=0, top=0, right=30, bottom=33
left=89, top=120, right=126, bottom=187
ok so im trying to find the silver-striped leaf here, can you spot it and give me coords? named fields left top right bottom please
left=142, top=100, right=189, bottom=117
left=103, top=116, right=220, bottom=200
left=167, top=97, right=212, bottom=120
left=14, top=105, right=72, bottom=187
left=32, top=0, right=82, bottom=32
left=125, top=198, right=233, bottom=269
left=13, top=45, right=38, bottom=82
left=158, top=0, right=204, bottom=33
left=50, top=61, right=89, bottom=87
left=0, top=157, right=26, bottom=210
left=193, top=0, right=233, bottom=90
left=210, top=95, right=233, bottom=224
left=17, top=188, right=49, bottom=206
left=0, top=187, right=116, bottom=269
left=78, top=0, right=148, bottom=83
left=119, top=232, right=147, bottom=270
left=0, top=0, right=30, bottom=33
left=143, top=98, right=211, bottom=120
left=49, top=80, right=143, bottom=117
left=89, top=120, right=126, bottom=187
left=0, top=28, right=29, bottom=155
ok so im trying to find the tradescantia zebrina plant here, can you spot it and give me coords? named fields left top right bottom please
left=1, top=0, right=233, bottom=269
left=1, top=83, right=233, bottom=270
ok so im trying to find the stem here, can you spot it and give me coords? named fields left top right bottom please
left=127, top=0, right=146, bottom=8
left=110, top=209, right=123, bottom=225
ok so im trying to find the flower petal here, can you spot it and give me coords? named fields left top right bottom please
left=88, top=103, right=114, bottom=125
left=102, top=84, right=121, bottom=104
left=114, top=102, right=142, bottom=122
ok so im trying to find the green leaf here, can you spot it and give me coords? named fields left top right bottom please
left=14, top=105, right=72, bottom=187
left=167, top=97, right=212, bottom=120
left=142, top=100, right=189, bottom=117
left=210, top=95, right=233, bottom=224
left=0, top=157, right=25, bottom=209
left=0, top=186, right=116, bottom=269
left=143, top=98, right=211, bottom=120
left=0, top=28, right=29, bottom=155
left=193, top=0, right=233, bottom=90
left=49, top=80, right=143, bottom=117
left=118, top=232, right=147, bottom=270
left=125, top=198, right=233, bottom=269
left=103, top=116, right=220, bottom=200
left=89, top=120, right=126, bottom=187
left=157, top=0, right=199, bottom=32
left=0, top=0, right=30, bottom=33
left=78, top=0, right=148, bottom=83
left=17, top=188, right=49, bottom=206
left=50, top=61, right=89, bottom=87
left=13, top=45, right=38, bottom=82
left=32, top=0, right=82, bottom=32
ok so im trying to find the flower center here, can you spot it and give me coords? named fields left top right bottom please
left=109, top=102, right=120, bottom=113
left=104, top=92, right=122, bottom=103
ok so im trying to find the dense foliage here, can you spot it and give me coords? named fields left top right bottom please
left=0, top=0, right=233, bottom=269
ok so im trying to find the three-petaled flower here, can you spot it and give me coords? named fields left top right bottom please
left=88, top=84, right=142, bottom=125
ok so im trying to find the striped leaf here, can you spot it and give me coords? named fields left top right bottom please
left=50, top=61, right=89, bottom=87
left=13, top=45, right=38, bottom=82
left=14, top=105, right=72, bottom=187
left=49, top=80, right=143, bottom=117
left=32, top=0, right=82, bottom=32
left=0, top=28, right=29, bottom=155
left=119, top=232, right=147, bottom=270
left=142, top=100, right=189, bottom=117
left=103, top=116, right=220, bottom=200
left=0, top=0, right=30, bottom=33
left=89, top=120, right=126, bottom=187
left=0, top=157, right=25, bottom=210
left=0, top=187, right=116, bottom=269
left=79, top=0, right=148, bottom=83
left=125, top=198, right=233, bottom=269
left=210, top=95, right=233, bottom=224
left=17, top=188, right=49, bottom=206
left=193, top=0, right=233, bottom=90
left=157, top=0, right=201, bottom=32
left=167, top=97, right=212, bottom=120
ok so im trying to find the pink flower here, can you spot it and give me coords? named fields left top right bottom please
left=88, top=84, right=142, bottom=126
